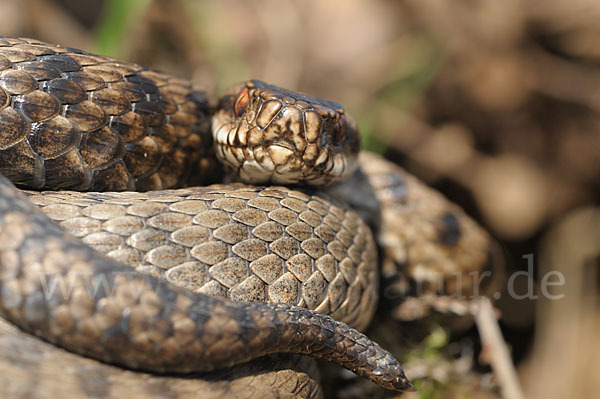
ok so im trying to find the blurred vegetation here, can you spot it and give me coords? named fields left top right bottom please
left=92, top=0, right=442, bottom=156
left=93, top=0, right=151, bottom=56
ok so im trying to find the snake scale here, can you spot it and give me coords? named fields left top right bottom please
left=0, top=37, right=498, bottom=398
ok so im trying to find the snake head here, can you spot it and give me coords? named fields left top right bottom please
left=213, top=80, right=360, bottom=186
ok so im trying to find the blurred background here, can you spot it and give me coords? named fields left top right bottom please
left=1, top=0, right=598, bottom=398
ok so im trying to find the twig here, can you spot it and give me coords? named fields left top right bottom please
left=474, top=297, right=526, bottom=399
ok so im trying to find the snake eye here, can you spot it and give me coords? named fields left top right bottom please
left=234, top=88, right=250, bottom=117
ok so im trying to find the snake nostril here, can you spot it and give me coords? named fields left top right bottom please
left=234, top=87, right=250, bottom=117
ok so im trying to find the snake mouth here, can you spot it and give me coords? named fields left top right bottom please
left=213, top=80, right=360, bottom=186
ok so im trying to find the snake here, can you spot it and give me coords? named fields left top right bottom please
left=0, top=36, right=498, bottom=398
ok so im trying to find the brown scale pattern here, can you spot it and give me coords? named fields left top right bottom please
left=0, top=175, right=413, bottom=392
left=0, top=36, right=218, bottom=192
left=24, top=184, right=378, bottom=331
left=0, top=37, right=416, bottom=395
left=326, top=152, right=504, bottom=320
left=0, top=315, right=323, bottom=399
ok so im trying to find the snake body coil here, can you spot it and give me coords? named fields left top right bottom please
left=0, top=36, right=415, bottom=396
left=0, top=35, right=501, bottom=398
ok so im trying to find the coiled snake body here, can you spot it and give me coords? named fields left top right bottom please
left=0, top=37, right=496, bottom=398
